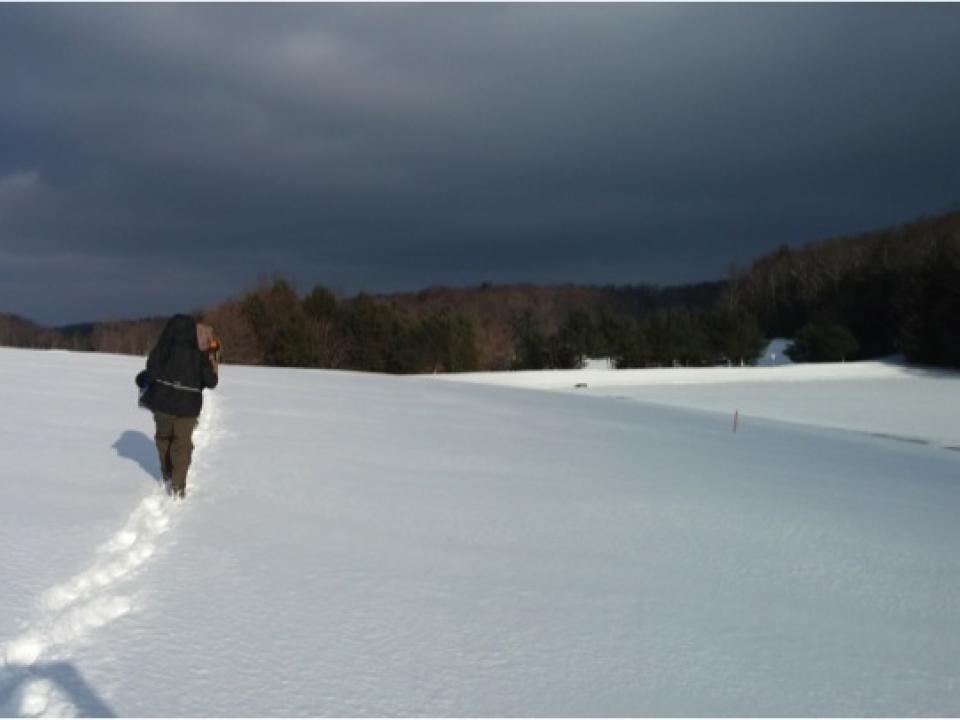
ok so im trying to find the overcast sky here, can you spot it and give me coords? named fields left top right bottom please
left=2, top=4, right=959, bottom=324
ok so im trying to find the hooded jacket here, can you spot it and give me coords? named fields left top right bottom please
left=137, top=314, right=218, bottom=417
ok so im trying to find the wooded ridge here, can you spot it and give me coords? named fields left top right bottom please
left=3, top=210, right=958, bottom=371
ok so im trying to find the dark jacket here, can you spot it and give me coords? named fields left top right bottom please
left=136, top=314, right=218, bottom=418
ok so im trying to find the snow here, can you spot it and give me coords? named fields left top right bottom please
left=441, top=358, right=960, bottom=450
left=2, top=346, right=960, bottom=716
left=756, top=337, right=793, bottom=366
left=582, top=356, right=614, bottom=370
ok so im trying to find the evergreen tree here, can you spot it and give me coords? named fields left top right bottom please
left=511, top=311, right=551, bottom=370
left=613, top=320, right=651, bottom=368
left=551, top=310, right=594, bottom=369
left=707, top=309, right=765, bottom=366
left=787, top=323, right=860, bottom=362
left=416, top=309, right=479, bottom=373
left=898, top=239, right=960, bottom=366
left=303, top=285, right=338, bottom=321
left=645, top=311, right=713, bottom=366
left=594, top=310, right=634, bottom=360
left=340, top=294, right=403, bottom=372
left=241, top=279, right=318, bottom=367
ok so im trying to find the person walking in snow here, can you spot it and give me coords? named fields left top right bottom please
left=135, top=314, right=218, bottom=498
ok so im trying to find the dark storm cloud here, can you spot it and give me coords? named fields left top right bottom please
left=1, top=4, right=959, bottom=323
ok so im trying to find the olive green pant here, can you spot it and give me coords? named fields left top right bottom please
left=153, top=412, right=198, bottom=496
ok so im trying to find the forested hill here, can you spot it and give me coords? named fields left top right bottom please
left=726, top=210, right=960, bottom=366
left=2, top=209, right=958, bottom=371
left=0, top=314, right=56, bottom=348
left=0, top=314, right=170, bottom=356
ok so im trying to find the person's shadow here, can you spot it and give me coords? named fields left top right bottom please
left=0, top=662, right=115, bottom=717
left=112, top=430, right=160, bottom=484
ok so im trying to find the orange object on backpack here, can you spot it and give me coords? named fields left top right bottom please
left=196, top=323, right=223, bottom=371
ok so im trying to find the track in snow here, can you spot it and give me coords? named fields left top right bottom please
left=0, top=396, right=221, bottom=718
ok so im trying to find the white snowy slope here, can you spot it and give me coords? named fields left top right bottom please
left=442, top=358, right=960, bottom=450
left=2, top=346, right=960, bottom=717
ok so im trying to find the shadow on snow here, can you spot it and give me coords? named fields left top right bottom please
left=112, top=430, right=160, bottom=484
left=0, top=661, right=115, bottom=718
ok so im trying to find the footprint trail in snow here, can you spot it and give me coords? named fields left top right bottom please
left=0, top=395, right=221, bottom=718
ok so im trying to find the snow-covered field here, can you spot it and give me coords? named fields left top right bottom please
left=2, top=346, right=960, bottom=716
left=444, top=358, right=960, bottom=450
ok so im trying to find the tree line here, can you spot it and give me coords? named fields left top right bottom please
left=723, top=210, right=960, bottom=366
left=1, top=278, right=736, bottom=372
left=510, top=306, right=764, bottom=370
left=211, top=280, right=481, bottom=373
left=193, top=277, right=751, bottom=372
left=3, top=209, right=958, bottom=371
